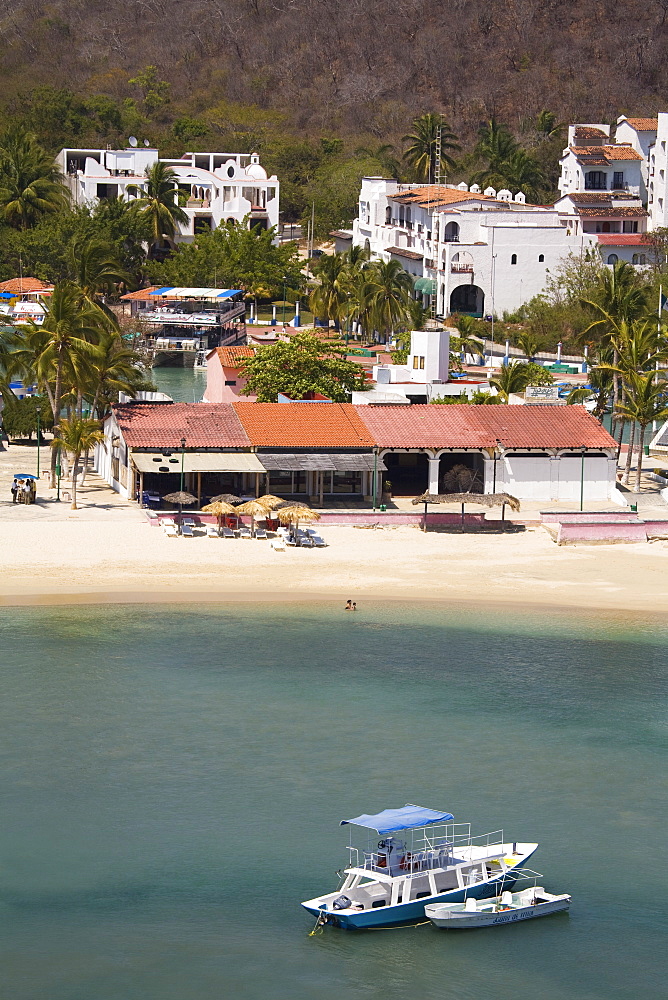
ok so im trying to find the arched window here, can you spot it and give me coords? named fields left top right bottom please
left=385, top=205, right=391, bottom=224
left=538, top=254, right=544, bottom=263
left=607, top=253, right=618, bottom=265
left=632, top=253, right=647, bottom=265
left=511, top=254, right=517, bottom=265
left=444, top=221, right=460, bottom=242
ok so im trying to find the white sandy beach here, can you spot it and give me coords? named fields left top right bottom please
left=2, top=514, right=668, bottom=612
left=2, top=444, right=668, bottom=611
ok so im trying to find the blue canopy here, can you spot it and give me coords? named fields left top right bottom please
left=341, top=805, right=454, bottom=834
left=216, top=289, right=242, bottom=298
left=14, top=474, right=38, bottom=480
left=0, top=291, right=16, bottom=299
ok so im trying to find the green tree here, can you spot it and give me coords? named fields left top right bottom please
left=128, top=66, right=171, bottom=114
left=68, top=233, right=131, bottom=326
left=402, top=113, right=460, bottom=181
left=516, top=331, right=539, bottom=360
left=472, top=117, right=518, bottom=181
left=1, top=394, right=53, bottom=440
left=240, top=332, right=368, bottom=401
left=354, top=143, right=400, bottom=178
left=309, top=253, right=349, bottom=328
left=148, top=218, right=302, bottom=294
left=614, top=371, right=668, bottom=491
left=0, top=128, right=69, bottom=229
left=50, top=416, right=105, bottom=509
left=489, top=360, right=553, bottom=401
left=127, top=161, right=188, bottom=255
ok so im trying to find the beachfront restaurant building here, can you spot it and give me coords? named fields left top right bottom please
left=96, top=401, right=617, bottom=505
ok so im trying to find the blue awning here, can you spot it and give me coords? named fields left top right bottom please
left=0, top=291, right=16, bottom=299
left=341, top=805, right=454, bottom=834
left=149, top=286, right=174, bottom=295
left=216, top=289, right=242, bottom=298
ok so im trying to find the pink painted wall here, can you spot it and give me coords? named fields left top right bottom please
left=542, top=511, right=640, bottom=524
left=204, top=355, right=256, bottom=403
left=557, top=520, right=668, bottom=543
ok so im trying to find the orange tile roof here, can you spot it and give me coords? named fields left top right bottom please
left=389, top=186, right=491, bottom=209
left=120, top=286, right=161, bottom=301
left=233, top=402, right=376, bottom=448
left=214, top=346, right=256, bottom=368
left=625, top=118, right=658, bottom=131
left=0, top=277, right=53, bottom=294
left=571, top=145, right=643, bottom=162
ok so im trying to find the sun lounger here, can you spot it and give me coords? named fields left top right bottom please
left=206, top=525, right=220, bottom=538
left=271, top=537, right=286, bottom=551
left=160, top=517, right=176, bottom=526
left=182, top=517, right=196, bottom=527
left=221, top=526, right=235, bottom=538
left=238, top=526, right=252, bottom=539
left=310, top=535, right=326, bottom=547
left=255, top=528, right=268, bottom=539
left=285, top=536, right=297, bottom=546
left=181, top=524, right=194, bottom=537
left=162, top=523, right=178, bottom=537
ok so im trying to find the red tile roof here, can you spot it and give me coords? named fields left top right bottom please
left=354, top=404, right=616, bottom=450
left=578, top=207, right=648, bottom=218
left=387, top=246, right=424, bottom=260
left=625, top=118, right=658, bottom=131
left=0, top=277, right=53, bottom=294
left=113, top=402, right=251, bottom=448
left=233, top=402, right=376, bottom=448
left=214, top=346, right=256, bottom=368
left=570, top=145, right=643, bottom=162
left=597, top=233, right=650, bottom=245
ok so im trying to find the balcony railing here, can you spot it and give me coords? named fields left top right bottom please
left=584, top=181, right=607, bottom=190
left=451, top=263, right=474, bottom=273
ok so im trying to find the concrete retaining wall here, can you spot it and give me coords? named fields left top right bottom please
left=556, top=519, right=668, bottom=544
left=541, top=511, right=640, bottom=524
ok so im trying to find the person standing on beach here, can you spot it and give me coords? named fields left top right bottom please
left=11, top=479, right=18, bottom=503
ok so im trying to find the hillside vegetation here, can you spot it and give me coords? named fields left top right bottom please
left=2, top=0, right=668, bottom=232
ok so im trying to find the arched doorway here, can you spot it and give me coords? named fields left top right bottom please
left=449, top=284, right=484, bottom=317
left=382, top=452, right=428, bottom=496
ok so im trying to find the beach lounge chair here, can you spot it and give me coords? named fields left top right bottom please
left=311, top=535, right=326, bottom=547
left=238, top=526, right=252, bottom=539
left=162, top=523, right=178, bottom=537
left=271, top=537, right=286, bottom=551
left=206, top=525, right=220, bottom=538
left=182, top=517, right=196, bottom=527
left=284, top=535, right=297, bottom=546
left=181, top=523, right=194, bottom=537
left=255, top=528, right=268, bottom=540
left=299, top=534, right=314, bottom=547
left=221, top=526, right=235, bottom=539
left=160, top=518, right=176, bottom=527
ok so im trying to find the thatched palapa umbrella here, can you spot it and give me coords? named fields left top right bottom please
left=164, top=490, right=198, bottom=533
left=210, top=493, right=242, bottom=504
left=276, top=503, right=321, bottom=545
left=201, top=499, right=238, bottom=531
left=412, top=491, right=521, bottom=531
left=235, top=498, right=272, bottom=535
left=256, top=494, right=288, bottom=510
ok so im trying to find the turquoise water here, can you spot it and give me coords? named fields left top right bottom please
left=1, top=602, right=666, bottom=999
left=152, top=366, right=207, bottom=402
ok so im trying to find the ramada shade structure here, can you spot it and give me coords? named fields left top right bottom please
left=201, top=499, right=238, bottom=529
left=412, top=491, right=521, bottom=531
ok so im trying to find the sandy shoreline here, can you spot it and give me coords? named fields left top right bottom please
left=2, top=517, right=668, bottom=614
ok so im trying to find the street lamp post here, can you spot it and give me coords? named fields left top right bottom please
left=282, top=276, right=287, bottom=327
left=56, top=447, right=61, bottom=502
left=179, top=437, right=186, bottom=534
left=36, top=407, right=40, bottom=478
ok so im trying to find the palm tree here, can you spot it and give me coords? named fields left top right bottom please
left=355, top=143, right=400, bottom=178
left=87, top=331, right=151, bottom=418
left=489, top=361, right=532, bottom=402
left=402, top=113, right=460, bottom=181
left=499, top=148, right=547, bottom=201
left=309, top=253, right=349, bottom=329
left=127, top=161, right=189, bottom=256
left=22, top=283, right=105, bottom=485
left=0, top=128, right=69, bottom=229
left=363, top=260, right=414, bottom=343
left=567, top=365, right=613, bottom=420
left=472, top=117, right=518, bottom=181
left=50, top=417, right=105, bottom=509
left=527, top=110, right=566, bottom=143
left=69, top=234, right=131, bottom=328
left=614, top=372, right=668, bottom=491
left=516, top=331, right=539, bottom=360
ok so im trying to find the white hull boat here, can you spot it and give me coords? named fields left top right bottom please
left=425, top=883, right=571, bottom=928
left=302, top=804, right=538, bottom=930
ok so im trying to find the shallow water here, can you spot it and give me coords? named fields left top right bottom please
left=152, top=366, right=207, bottom=402
left=0, top=602, right=665, bottom=999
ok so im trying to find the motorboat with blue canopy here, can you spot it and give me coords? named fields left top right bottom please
left=302, top=803, right=537, bottom=930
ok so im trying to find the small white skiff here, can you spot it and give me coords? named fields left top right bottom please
left=425, top=879, right=571, bottom=929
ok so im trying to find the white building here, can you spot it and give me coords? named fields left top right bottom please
left=57, top=146, right=280, bottom=242
left=350, top=178, right=589, bottom=318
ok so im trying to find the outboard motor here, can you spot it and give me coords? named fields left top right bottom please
left=332, top=894, right=352, bottom=910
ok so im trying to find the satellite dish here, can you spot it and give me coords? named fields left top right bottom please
left=144, top=139, right=150, bottom=147
left=128, top=136, right=138, bottom=148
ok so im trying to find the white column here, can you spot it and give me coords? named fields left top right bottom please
left=428, top=456, right=440, bottom=494
left=550, top=455, right=561, bottom=501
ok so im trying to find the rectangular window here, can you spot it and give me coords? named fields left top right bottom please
left=419, top=356, right=425, bottom=369
left=622, top=221, right=638, bottom=233
left=413, top=356, right=420, bottom=369
left=613, top=171, right=624, bottom=189
left=224, top=380, right=237, bottom=386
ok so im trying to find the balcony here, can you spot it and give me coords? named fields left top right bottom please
left=451, top=263, right=474, bottom=273
left=584, top=181, right=607, bottom=191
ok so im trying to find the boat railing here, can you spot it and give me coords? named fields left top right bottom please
left=346, top=825, right=508, bottom=876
